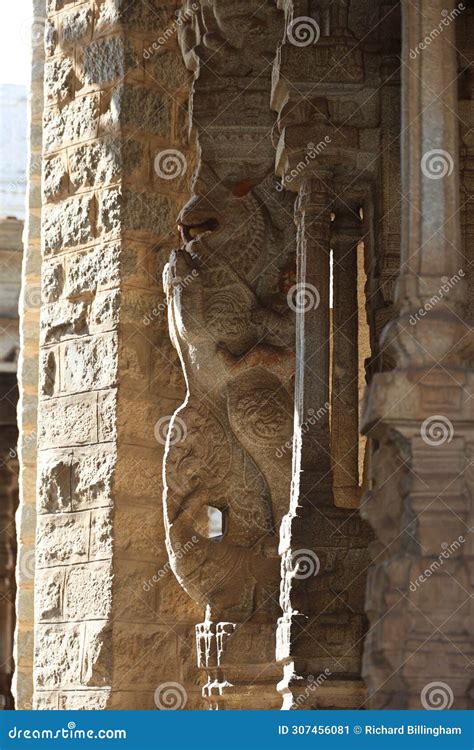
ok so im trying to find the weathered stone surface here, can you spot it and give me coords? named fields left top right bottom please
left=44, top=94, right=99, bottom=154
left=35, top=624, right=82, bottom=689
left=25, top=0, right=469, bottom=717
left=60, top=6, right=92, bottom=47
left=83, top=37, right=133, bottom=86
left=105, top=85, right=170, bottom=135
left=66, top=244, right=120, bottom=296
left=63, top=563, right=113, bottom=621
left=42, top=194, right=95, bottom=254
left=36, top=512, right=90, bottom=567
left=44, top=57, right=75, bottom=105
left=42, top=154, right=68, bottom=201
left=61, top=333, right=118, bottom=393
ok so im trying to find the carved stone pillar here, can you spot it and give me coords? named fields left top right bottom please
left=164, top=0, right=295, bottom=709
left=271, top=0, right=375, bottom=710
left=361, top=0, right=473, bottom=709
left=276, top=179, right=371, bottom=710
left=331, top=210, right=363, bottom=508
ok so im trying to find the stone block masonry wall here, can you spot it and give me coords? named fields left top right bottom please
left=33, top=0, right=203, bottom=709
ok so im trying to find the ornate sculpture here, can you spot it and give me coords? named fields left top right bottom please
left=163, top=169, right=295, bottom=621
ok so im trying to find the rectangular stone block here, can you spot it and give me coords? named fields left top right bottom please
left=82, top=37, right=131, bottom=87
left=65, top=243, right=120, bottom=296
left=38, top=393, right=99, bottom=447
left=40, top=299, right=87, bottom=345
left=70, top=445, right=116, bottom=511
left=89, top=508, right=113, bottom=560
left=36, top=567, right=64, bottom=621
left=61, top=332, right=118, bottom=393
left=35, top=691, right=59, bottom=709
left=88, top=290, right=120, bottom=333
left=58, top=690, right=110, bottom=709
left=42, top=154, right=68, bottom=202
left=104, top=84, right=170, bottom=136
left=38, top=450, right=72, bottom=513
left=68, top=138, right=122, bottom=190
left=42, top=194, right=95, bottom=254
left=36, top=511, right=90, bottom=567
left=63, top=561, right=113, bottom=621
left=60, top=5, right=92, bottom=47
left=44, top=56, right=74, bottom=105
left=98, top=390, right=117, bottom=442
left=44, top=94, right=99, bottom=153
left=35, top=623, right=82, bottom=689
left=81, top=621, right=112, bottom=687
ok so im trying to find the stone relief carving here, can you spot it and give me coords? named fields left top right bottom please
left=163, top=168, right=296, bottom=621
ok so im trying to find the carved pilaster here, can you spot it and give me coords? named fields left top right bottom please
left=361, top=0, right=474, bottom=709
left=272, top=0, right=375, bottom=710
left=164, top=0, right=296, bottom=709
left=331, top=209, right=363, bottom=508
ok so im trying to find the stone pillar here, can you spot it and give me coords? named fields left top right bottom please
left=163, top=0, right=296, bottom=709
left=33, top=0, right=204, bottom=709
left=276, top=182, right=370, bottom=710
left=297, top=179, right=332, bottom=490
left=331, top=209, right=363, bottom=508
left=14, top=0, right=45, bottom=710
left=271, top=1, right=374, bottom=710
left=0, top=429, right=18, bottom=710
left=361, top=0, right=473, bottom=708
left=0, top=214, right=23, bottom=709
